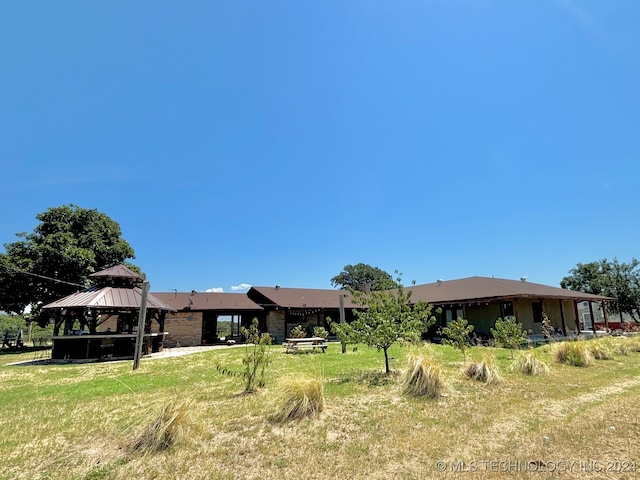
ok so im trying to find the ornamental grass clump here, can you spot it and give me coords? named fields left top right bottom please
left=129, top=397, right=192, bottom=454
left=464, top=356, right=501, bottom=385
left=554, top=341, right=593, bottom=367
left=401, top=354, right=442, bottom=398
left=626, top=336, right=640, bottom=353
left=510, top=351, right=550, bottom=376
left=589, top=340, right=615, bottom=360
left=270, top=375, right=324, bottom=423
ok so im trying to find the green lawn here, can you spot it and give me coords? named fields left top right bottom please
left=1, top=338, right=639, bottom=480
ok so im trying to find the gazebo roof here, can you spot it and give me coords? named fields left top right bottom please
left=89, top=264, right=144, bottom=283
left=42, top=286, right=176, bottom=312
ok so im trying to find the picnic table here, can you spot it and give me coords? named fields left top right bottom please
left=283, top=337, right=328, bottom=353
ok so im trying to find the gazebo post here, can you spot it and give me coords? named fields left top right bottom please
left=157, top=311, right=166, bottom=352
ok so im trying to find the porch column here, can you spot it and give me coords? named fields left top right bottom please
left=514, top=299, right=520, bottom=323
left=559, top=300, right=567, bottom=336
left=573, top=301, right=580, bottom=334
left=588, top=302, right=597, bottom=334
left=601, top=302, right=609, bottom=330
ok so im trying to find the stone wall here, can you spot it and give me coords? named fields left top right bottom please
left=164, top=312, right=203, bottom=347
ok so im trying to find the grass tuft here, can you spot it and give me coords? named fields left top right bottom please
left=270, top=375, right=324, bottom=423
left=129, top=397, right=192, bottom=454
left=627, top=336, right=640, bottom=352
left=589, top=340, right=615, bottom=360
left=554, top=341, right=593, bottom=367
left=464, top=356, right=501, bottom=384
left=510, top=351, right=550, bottom=376
left=401, top=354, right=442, bottom=398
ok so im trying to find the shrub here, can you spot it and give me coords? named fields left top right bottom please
left=289, top=324, right=306, bottom=338
left=401, top=355, right=442, bottom=398
left=554, top=341, right=593, bottom=367
left=270, top=375, right=324, bottom=423
left=129, top=397, right=192, bottom=454
left=464, top=357, right=501, bottom=384
left=313, top=326, right=329, bottom=339
left=510, top=352, right=550, bottom=376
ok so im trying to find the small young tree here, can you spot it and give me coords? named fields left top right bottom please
left=491, top=317, right=526, bottom=358
left=540, top=312, right=555, bottom=340
left=241, top=318, right=272, bottom=392
left=333, top=273, right=436, bottom=374
left=441, top=317, right=474, bottom=360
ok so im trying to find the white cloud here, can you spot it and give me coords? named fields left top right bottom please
left=205, top=287, right=224, bottom=293
left=230, top=283, right=252, bottom=291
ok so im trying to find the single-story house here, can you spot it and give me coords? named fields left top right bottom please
left=152, top=276, right=614, bottom=346
left=406, top=276, right=614, bottom=337
left=152, top=291, right=263, bottom=346
left=246, top=286, right=360, bottom=343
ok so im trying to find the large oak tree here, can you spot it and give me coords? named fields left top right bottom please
left=0, top=204, right=138, bottom=316
left=331, top=263, right=396, bottom=291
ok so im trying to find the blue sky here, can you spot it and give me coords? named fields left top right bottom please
left=1, top=1, right=639, bottom=294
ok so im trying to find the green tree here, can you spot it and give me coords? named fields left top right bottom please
left=0, top=204, right=137, bottom=316
left=331, top=263, right=397, bottom=292
left=442, top=317, right=474, bottom=360
left=332, top=273, right=435, bottom=374
left=490, top=317, right=526, bottom=358
left=561, top=258, right=640, bottom=322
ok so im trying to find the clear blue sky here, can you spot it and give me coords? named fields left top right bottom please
left=1, top=1, right=638, bottom=294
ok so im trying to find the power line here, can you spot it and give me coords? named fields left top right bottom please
left=0, top=262, right=85, bottom=288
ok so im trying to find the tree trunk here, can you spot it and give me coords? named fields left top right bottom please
left=384, top=347, right=390, bottom=374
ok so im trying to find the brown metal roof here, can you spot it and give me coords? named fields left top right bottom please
left=406, top=276, right=614, bottom=304
left=153, top=292, right=262, bottom=312
left=42, top=286, right=176, bottom=311
left=248, top=286, right=359, bottom=309
left=89, top=264, right=144, bottom=282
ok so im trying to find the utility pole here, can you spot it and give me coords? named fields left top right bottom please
left=339, top=294, right=346, bottom=354
left=133, top=281, right=150, bottom=370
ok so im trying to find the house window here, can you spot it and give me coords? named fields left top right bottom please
left=444, top=306, right=464, bottom=326
left=532, top=301, right=543, bottom=323
left=501, top=301, right=514, bottom=320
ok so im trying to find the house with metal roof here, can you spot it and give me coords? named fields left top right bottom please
left=246, top=286, right=361, bottom=343
left=243, top=277, right=613, bottom=342
left=406, top=276, right=614, bottom=337
left=116, top=276, right=614, bottom=347
left=152, top=291, right=262, bottom=346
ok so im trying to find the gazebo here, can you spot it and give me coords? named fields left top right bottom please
left=41, top=265, right=175, bottom=361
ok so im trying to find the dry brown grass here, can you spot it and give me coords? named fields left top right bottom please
left=554, top=340, right=594, bottom=367
left=2, top=343, right=640, bottom=480
left=510, top=351, right=550, bottom=376
left=464, top=356, right=502, bottom=384
left=270, top=375, right=324, bottom=423
left=401, top=354, right=442, bottom=398
left=128, top=396, right=194, bottom=454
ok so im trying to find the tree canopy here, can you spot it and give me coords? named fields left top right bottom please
left=332, top=273, right=436, bottom=373
left=560, top=258, right=640, bottom=322
left=330, top=263, right=396, bottom=291
left=0, top=204, right=138, bottom=316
